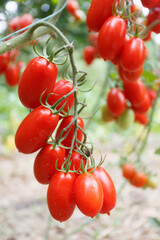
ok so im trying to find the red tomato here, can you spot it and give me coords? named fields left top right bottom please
left=88, top=33, right=98, bottom=46
left=66, top=0, right=79, bottom=15
left=9, top=16, right=21, bottom=31
left=141, top=0, right=159, bottom=9
left=118, top=65, right=143, bottom=82
left=83, top=46, right=97, bottom=65
left=47, top=79, right=74, bottom=114
left=19, top=13, right=33, bottom=30
left=34, top=144, right=65, bottom=184
left=143, top=30, right=152, bottom=41
left=147, top=89, right=157, bottom=103
left=93, top=167, right=116, bottom=214
left=120, top=38, right=145, bottom=72
left=147, top=8, right=160, bottom=34
left=132, top=92, right=151, bottom=113
left=134, top=112, right=148, bottom=125
left=98, top=16, right=126, bottom=61
left=123, top=80, right=146, bottom=106
left=122, top=164, right=136, bottom=180
left=69, top=152, right=86, bottom=175
left=86, top=0, right=115, bottom=32
left=9, top=49, right=19, bottom=62
left=130, top=172, right=147, bottom=187
left=55, top=116, right=84, bottom=149
left=107, top=88, right=126, bottom=117
left=0, top=53, right=10, bottom=74
left=18, top=57, right=58, bottom=109
left=74, top=173, right=103, bottom=217
left=47, top=171, right=76, bottom=222
left=15, top=106, right=59, bottom=154
left=5, top=63, right=19, bottom=87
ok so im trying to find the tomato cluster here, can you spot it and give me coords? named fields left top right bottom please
left=122, top=163, right=158, bottom=189
left=47, top=166, right=116, bottom=222
left=66, top=0, right=85, bottom=21
left=14, top=55, right=117, bottom=222
left=0, top=49, right=25, bottom=87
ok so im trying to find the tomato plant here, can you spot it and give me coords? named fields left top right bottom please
left=34, top=144, right=65, bottom=184
left=47, top=171, right=76, bottom=222
left=18, top=57, right=58, bottom=109
left=74, top=173, right=103, bottom=217
left=15, top=106, right=59, bottom=154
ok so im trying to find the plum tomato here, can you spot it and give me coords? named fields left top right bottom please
left=47, top=171, right=76, bottom=222
left=130, top=172, right=147, bottom=187
left=66, top=0, right=79, bottom=15
left=118, top=65, right=143, bottom=82
left=93, top=167, right=116, bottom=214
left=107, top=88, right=126, bottom=117
left=18, top=57, right=58, bottom=109
left=101, top=105, right=115, bottom=123
left=122, top=163, right=136, bottom=180
left=83, top=46, right=96, bottom=65
left=132, top=92, right=151, bottom=113
left=15, top=106, right=59, bottom=154
left=98, top=16, right=126, bottom=61
left=34, top=144, right=65, bottom=184
left=5, top=63, right=19, bottom=87
left=134, top=112, right=148, bottom=125
left=118, top=109, right=135, bottom=130
left=74, top=173, right=103, bottom=217
left=0, top=53, right=10, bottom=74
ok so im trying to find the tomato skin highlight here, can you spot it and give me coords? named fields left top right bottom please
left=34, top=144, right=65, bottom=184
left=122, top=164, right=135, bottom=180
left=15, top=106, right=59, bottom=154
left=47, top=79, right=74, bottom=114
left=55, top=116, right=84, bottom=149
left=107, top=88, right=126, bottom=117
left=93, top=167, right=116, bottom=214
left=5, top=63, right=19, bottom=87
left=74, top=173, right=103, bottom=217
left=98, top=16, right=126, bottom=61
left=18, top=57, right=58, bottom=109
left=47, top=172, right=76, bottom=222
left=120, top=38, right=145, bottom=72
left=86, top=0, right=115, bottom=32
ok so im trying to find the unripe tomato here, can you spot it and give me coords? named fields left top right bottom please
left=98, top=16, right=126, bottom=61
left=141, top=0, right=159, bottom=9
left=66, top=0, right=79, bottom=15
left=74, top=173, right=103, bottom=217
left=83, top=46, right=96, bottom=65
left=146, top=175, right=158, bottom=189
left=5, top=63, right=19, bottom=87
left=0, top=53, right=10, bottom=74
left=93, top=167, right=116, bottom=214
left=101, top=105, right=114, bottom=122
left=134, top=112, right=148, bottom=125
left=132, top=92, right=151, bottom=113
left=86, top=0, right=115, bottom=32
left=47, top=172, right=76, bottom=222
left=123, top=80, right=146, bottom=106
left=107, top=88, right=126, bottom=117
left=118, top=65, right=143, bottom=82
left=34, top=144, right=65, bottom=184
left=15, top=106, right=59, bottom=154
left=122, top=163, right=136, bottom=180
left=130, top=172, right=147, bottom=187
left=18, top=57, right=58, bottom=109
left=55, top=116, right=84, bottom=149
left=47, top=79, right=74, bottom=114
left=120, top=38, right=145, bottom=72
left=118, top=109, right=135, bottom=130
left=147, top=8, right=160, bottom=33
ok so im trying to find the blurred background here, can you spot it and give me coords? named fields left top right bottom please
left=0, top=0, right=160, bottom=239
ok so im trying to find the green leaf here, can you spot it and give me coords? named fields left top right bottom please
left=142, top=71, right=157, bottom=83
left=51, top=0, right=59, bottom=4
left=149, top=218, right=160, bottom=227
left=155, top=148, right=160, bottom=155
